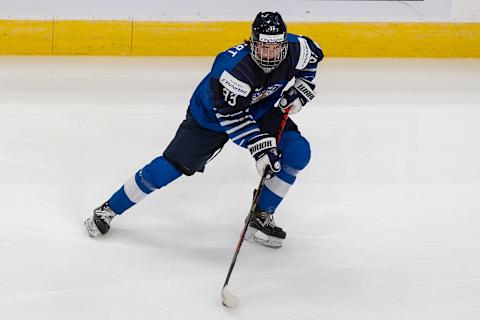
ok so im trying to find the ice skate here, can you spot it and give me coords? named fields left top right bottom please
left=245, top=209, right=286, bottom=248
left=85, top=202, right=116, bottom=237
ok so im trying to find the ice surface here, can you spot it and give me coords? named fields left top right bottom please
left=1, top=57, right=480, bottom=319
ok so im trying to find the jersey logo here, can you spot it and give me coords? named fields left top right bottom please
left=219, top=71, right=251, bottom=97
left=251, top=83, right=283, bottom=104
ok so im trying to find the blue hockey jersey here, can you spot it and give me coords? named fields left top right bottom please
left=188, top=33, right=324, bottom=148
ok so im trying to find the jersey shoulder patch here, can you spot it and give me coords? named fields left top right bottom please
left=295, top=37, right=312, bottom=70
left=219, top=70, right=251, bottom=97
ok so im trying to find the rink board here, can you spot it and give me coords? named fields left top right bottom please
left=0, top=20, right=479, bottom=57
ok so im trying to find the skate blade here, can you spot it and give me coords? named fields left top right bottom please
left=245, top=226, right=283, bottom=249
left=84, top=217, right=101, bottom=237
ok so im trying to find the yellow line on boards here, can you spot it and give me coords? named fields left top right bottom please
left=0, top=20, right=479, bottom=57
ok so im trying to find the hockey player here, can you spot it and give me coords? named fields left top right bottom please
left=85, top=12, right=323, bottom=248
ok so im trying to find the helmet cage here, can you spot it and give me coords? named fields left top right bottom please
left=250, top=33, right=288, bottom=73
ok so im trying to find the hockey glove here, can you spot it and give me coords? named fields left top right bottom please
left=276, top=78, right=316, bottom=114
left=247, top=135, right=282, bottom=179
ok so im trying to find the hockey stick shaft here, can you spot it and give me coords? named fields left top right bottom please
left=222, top=108, right=290, bottom=290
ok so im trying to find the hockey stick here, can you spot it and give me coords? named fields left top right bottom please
left=221, top=107, right=291, bottom=308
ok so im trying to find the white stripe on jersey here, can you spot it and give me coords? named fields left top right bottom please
left=215, top=110, right=244, bottom=118
left=226, top=120, right=256, bottom=134
left=232, top=128, right=261, bottom=142
left=220, top=115, right=253, bottom=126
left=300, top=78, right=315, bottom=86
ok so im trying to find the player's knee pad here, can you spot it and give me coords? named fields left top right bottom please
left=280, top=131, right=311, bottom=171
left=141, top=156, right=182, bottom=189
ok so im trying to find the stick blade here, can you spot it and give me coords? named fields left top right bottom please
left=221, top=285, right=238, bottom=308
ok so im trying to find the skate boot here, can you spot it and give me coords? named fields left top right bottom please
left=245, top=209, right=286, bottom=248
left=85, top=202, right=116, bottom=237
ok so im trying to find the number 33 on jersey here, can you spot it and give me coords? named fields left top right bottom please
left=220, top=70, right=252, bottom=107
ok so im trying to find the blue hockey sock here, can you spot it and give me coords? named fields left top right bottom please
left=257, top=130, right=311, bottom=213
left=108, top=156, right=182, bottom=214
left=258, top=166, right=298, bottom=212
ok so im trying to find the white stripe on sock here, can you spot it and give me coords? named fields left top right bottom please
left=123, top=175, right=148, bottom=203
left=264, top=175, right=292, bottom=199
